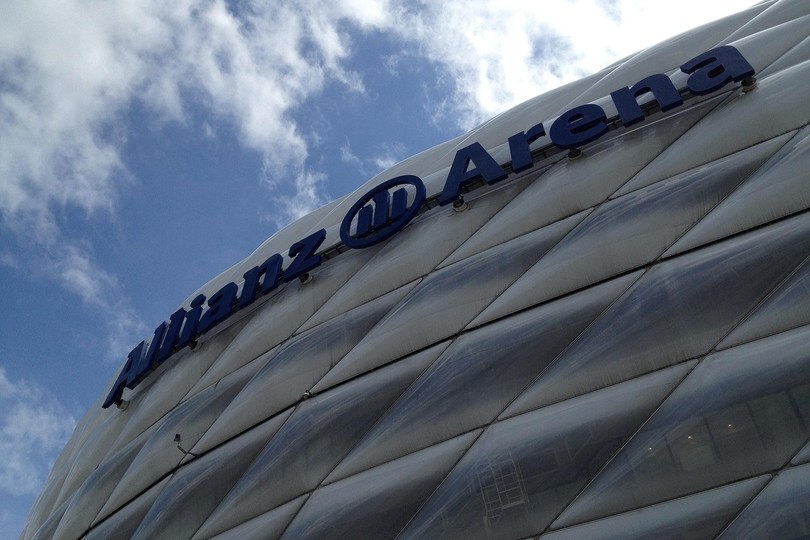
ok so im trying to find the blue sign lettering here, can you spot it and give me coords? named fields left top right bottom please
left=610, top=73, right=683, bottom=127
left=103, top=46, right=755, bottom=409
left=439, top=142, right=509, bottom=205
left=340, top=175, right=426, bottom=249
left=103, top=229, right=326, bottom=408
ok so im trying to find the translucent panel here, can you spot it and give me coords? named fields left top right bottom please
left=543, top=475, right=769, bottom=540
left=26, top=460, right=69, bottom=525
left=106, top=320, right=245, bottom=455
left=720, top=259, right=810, bottom=349
left=281, top=432, right=479, bottom=540
left=475, top=137, right=781, bottom=324
left=718, top=463, right=810, bottom=539
left=130, top=408, right=292, bottom=540
left=55, top=395, right=107, bottom=466
left=27, top=400, right=110, bottom=524
left=789, top=378, right=810, bottom=465
left=206, top=496, right=307, bottom=540
left=555, top=324, right=810, bottom=528
left=312, top=336, right=448, bottom=398
left=84, top=478, right=169, bottom=540
left=792, top=439, right=810, bottom=465
left=184, top=342, right=275, bottom=400
left=51, top=426, right=153, bottom=540
left=186, top=350, right=273, bottom=456
left=558, top=4, right=767, bottom=111
left=194, top=349, right=436, bottom=539
left=195, top=283, right=414, bottom=453
left=196, top=245, right=379, bottom=388
left=443, top=99, right=719, bottom=267
left=507, top=213, right=810, bottom=411
left=103, top=361, right=255, bottom=516
left=19, top=464, right=68, bottom=540
left=616, top=59, right=810, bottom=195
left=758, top=33, right=810, bottom=77
left=666, top=125, right=810, bottom=256
left=49, top=408, right=129, bottom=513
left=730, top=14, right=810, bottom=76
left=301, top=176, right=532, bottom=330
left=328, top=273, right=641, bottom=484
left=399, top=367, right=689, bottom=540
left=28, top=498, right=70, bottom=540
left=617, top=74, right=810, bottom=195
left=724, top=0, right=810, bottom=43
left=328, top=214, right=585, bottom=383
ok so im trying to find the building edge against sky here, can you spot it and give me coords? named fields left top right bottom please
left=23, top=1, right=810, bottom=538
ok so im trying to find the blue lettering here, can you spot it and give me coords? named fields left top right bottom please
left=611, top=73, right=683, bottom=127
left=102, top=342, right=143, bottom=408
left=177, top=294, right=206, bottom=350
left=238, top=253, right=283, bottom=308
left=549, top=103, right=608, bottom=149
left=681, top=45, right=755, bottom=96
left=198, top=282, right=239, bottom=334
left=127, top=323, right=167, bottom=388
left=439, top=142, right=508, bottom=205
left=103, top=46, right=756, bottom=409
left=284, top=229, right=326, bottom=282
left=157, top=307, right=187, bottom=363
left=508, top=123, right=546, bottom=173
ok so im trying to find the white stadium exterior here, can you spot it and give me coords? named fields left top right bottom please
left=23, top=1, right=810, bottom=538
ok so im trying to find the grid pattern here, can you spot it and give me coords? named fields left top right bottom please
left=22, top=1, right=810, bottom=538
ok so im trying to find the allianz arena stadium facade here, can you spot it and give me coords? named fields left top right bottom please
left=23, top=2, right=810, bottom=539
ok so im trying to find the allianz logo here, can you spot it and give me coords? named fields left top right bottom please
left=104, top=46, right=755, bottom=409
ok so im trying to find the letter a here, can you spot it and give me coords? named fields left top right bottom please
left=681, top=46, right=755, bottom=96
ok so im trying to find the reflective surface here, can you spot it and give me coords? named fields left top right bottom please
left=329, top=273, right=639, bottom=482
left=400, top=366, right=692, bottom=540
left=543, top=475, right=769, bottom=540
left=23, top=3, right=810, bottom=538
left=282, top=433, right=479, bottom=540
left=718, top=463, right=810, bottom=539
left=555, top=325, right=810, bottom=528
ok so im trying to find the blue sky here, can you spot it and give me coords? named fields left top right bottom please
left=0, top=0, right=754, bottom=535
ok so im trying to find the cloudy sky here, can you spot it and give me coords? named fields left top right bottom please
left=1, top=0, right=755, bottom=534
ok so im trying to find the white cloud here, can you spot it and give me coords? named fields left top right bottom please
left=264, top=169, right=330, bottom=227
left=103, top=304, right=151, bottom=362
left=0, top=252, right=20, bottom=270
left=340, top=139, right=408, bottom=179
left=0, top=0, right=754, bottom=350
left=0, top=0, right=758, bottom=527
left=0, top=367, right=76, bottom=497
left=0, top=0, right=392, bottom=356
left=0, top=0, right=387, bottom=232
left=57, top=246, right=118, bottom=307
left=384, top=0, right=754, bottom=130
left=371, top=141, right=407, bottom=172
left=0, top=0, right=756, bottom=234
left=8, top=234, right=150, bottom=363
left=340, top=141, right=367, bottom=175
